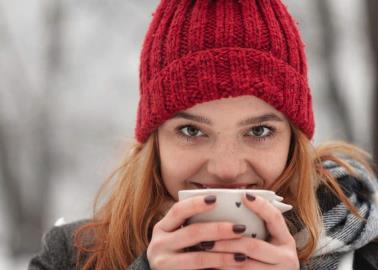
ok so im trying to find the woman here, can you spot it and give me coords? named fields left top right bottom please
left=29, top=0, right=378, bottom=269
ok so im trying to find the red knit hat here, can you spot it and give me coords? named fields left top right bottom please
left=135, top=0, right=314, bottom=143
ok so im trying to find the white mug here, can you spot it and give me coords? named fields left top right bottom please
left=178, top=188, right=292, bottom=240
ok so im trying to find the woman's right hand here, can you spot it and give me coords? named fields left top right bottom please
left=146, top=195, right=248, bottom=270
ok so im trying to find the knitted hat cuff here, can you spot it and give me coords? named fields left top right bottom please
left=135, top=47, right=314, bottom=143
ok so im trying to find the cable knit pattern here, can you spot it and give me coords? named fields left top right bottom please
left=135, top=0, right=314, bottom=143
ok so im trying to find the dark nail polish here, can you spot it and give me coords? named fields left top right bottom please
left=200, top=241, right=215, bottom=250
left=204, top=195, right=216, bottom=204
left=183, top=218, right=190, bottom=226
left=233, top=224, right=246, bottom=234
left=234, top=253, right=246, bottom=262
left=246, top=193, right=256, bottom=201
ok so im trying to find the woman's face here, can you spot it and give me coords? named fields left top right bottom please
left=157, top=95, right=292, bottom=200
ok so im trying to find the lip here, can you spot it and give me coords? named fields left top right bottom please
left=191, top=182, right=257, bottom=189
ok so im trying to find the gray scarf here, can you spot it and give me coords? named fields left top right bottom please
left=294, top=159, right=378, bottom=270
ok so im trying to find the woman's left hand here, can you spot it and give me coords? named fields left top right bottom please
left=210, top=193, right=299, bottom=270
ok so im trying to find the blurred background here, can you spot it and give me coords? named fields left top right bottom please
left=0, top=0, right=377, bottom=268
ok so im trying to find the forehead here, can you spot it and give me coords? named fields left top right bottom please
left=159, top=95, right=289, bottom=130
left=182, top=95, right=286, bottom=118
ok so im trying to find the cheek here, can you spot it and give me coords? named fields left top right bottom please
left=252, top=142, right=290, bottom=186
left=159, top=145, right=202, bottom=191
left=252, top=156, right=286, bottom=187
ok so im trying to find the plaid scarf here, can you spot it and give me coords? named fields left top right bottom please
left=292, top=159, right=378, bottom=270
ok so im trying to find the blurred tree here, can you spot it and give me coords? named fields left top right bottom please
left=366, top=0, right=378, bottom=166
left=0, top=0, right=64, bottom=256
left=0, top=4, right=40, bottom=256
left=316, top=0, right=354, bottom=142
left=0, top=121, right=25, bottom=255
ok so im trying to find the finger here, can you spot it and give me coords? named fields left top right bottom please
left=211, top=237, right=285, bottom=264
left=168, top=251, right=247, bottom=270
left=157, top=195, right=217, bottom=232
left=167, top=221, right=245, bottom=250
left=242, top=259, right=276, bottom=270
left=242, top=194, right=294, bottom=245
left=216, top=259, right=275, bottom=270
left=217, top=259, right=276, bottom=270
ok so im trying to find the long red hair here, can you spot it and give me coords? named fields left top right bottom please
left=74, top=126, right=375, bottom=269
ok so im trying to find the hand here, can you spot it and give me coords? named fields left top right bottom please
left=207, top=193, right=300, bottom=270
left=146, top=195, right=250, bottom=270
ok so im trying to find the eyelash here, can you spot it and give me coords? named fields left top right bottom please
left=174, top=123, right=277, bottom=143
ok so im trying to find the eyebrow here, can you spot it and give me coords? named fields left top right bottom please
left=172, top=112, right=284, bottom=126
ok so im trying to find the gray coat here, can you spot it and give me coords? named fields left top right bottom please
left=28, top=219, right=378, bottom=269
left=28, top=220, right=149, bottom=270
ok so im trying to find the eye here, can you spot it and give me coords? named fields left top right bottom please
left=249, top=126, right=270, bottom=137
left=246, top=125, right=275, bottom=141
left=176, top=125, right=205, bottom=140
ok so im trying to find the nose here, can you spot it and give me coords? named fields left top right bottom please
left=206, top=139, right=248, bottom=181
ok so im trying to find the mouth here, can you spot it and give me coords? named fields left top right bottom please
left=190, top=182, right=258, bottom=189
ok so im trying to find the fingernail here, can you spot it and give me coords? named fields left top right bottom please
left=204, top=195, right=216, bottom=204
left=183, top=218, right=189, bottom=226
left=246, top=193, right=256, bottom=201
left=232, top=224, right=246, bottom=234
left=199, top=241, right=215, bottom=250
left=234, top=253, right=246, bottom=262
